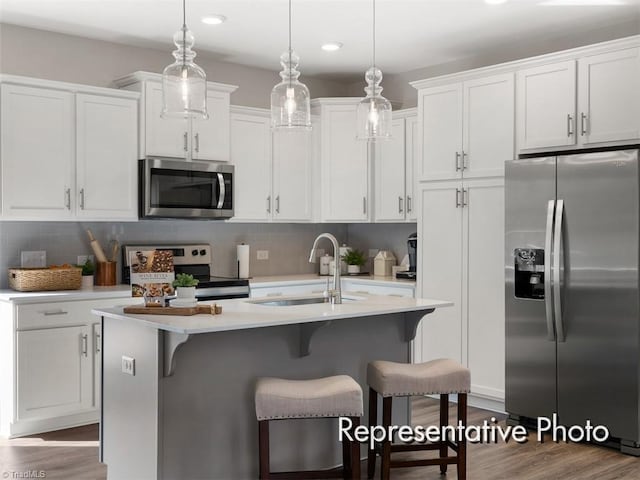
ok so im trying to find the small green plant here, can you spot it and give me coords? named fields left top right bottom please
left=79, top=259, right=95, bottom=276
left=172, top=273, right=200, bottom=288
left=341, top=249, right=366, bottom=266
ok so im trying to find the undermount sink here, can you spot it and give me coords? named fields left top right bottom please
left=249, top=295, right=360, bottom=307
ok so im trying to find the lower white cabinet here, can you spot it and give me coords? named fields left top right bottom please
left=416, top=178, right=505, bottom=406
left=250, top=278, right=416, bottom=299
left=0, top=296, right=128, bottom=438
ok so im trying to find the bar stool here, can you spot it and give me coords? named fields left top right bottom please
left=255, top=375, right=363, bottom=479
left=366, top=359, right=471, bottom=480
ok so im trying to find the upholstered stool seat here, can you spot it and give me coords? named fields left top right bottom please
left=367, top=359, right=471, bottom=480
left=255, top=375, right=363, bottom=480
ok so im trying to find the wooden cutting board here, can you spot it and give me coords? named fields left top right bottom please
left=123, top=304, right=218, bottom=316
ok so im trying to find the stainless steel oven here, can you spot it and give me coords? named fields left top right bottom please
left=139, top=157, right=234, bottom=219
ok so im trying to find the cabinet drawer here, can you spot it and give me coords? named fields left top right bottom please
left=250, top=282, right=326, bottom=298
left=16, top=298, right=127, bottom=330
left=342, top=282, right=415, bottom=298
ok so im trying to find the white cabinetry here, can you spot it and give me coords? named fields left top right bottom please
left=518, top=45, right=640, bottom=150
left=416, top=179, right=505, bottom=404
left=114, top=71, right=237, bottom=162
left=342, top=280, right=415, bottom=298
left=0, top=78, right=138, bottom=221
left=374, top=109, right=418, bottom=222
left=416, top=73, right=514, bottom=181
left=313, top=99, right=370, bottom=222
left=230, top=106, right=313, bottom=222
left=0, top=295, right=129, bottom=438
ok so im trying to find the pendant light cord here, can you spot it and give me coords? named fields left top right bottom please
left=288, top=0, right=292, bottom=89
left=182, top=0, right=187, bottom=68
left=372, top=0, right=376, bottom=69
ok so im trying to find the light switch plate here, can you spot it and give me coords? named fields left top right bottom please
left=21, top=251, right=46, bottom=268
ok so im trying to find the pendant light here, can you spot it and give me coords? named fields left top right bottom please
left=161, top=0, right=208, bottom=119
left=356, top=0, right=392, bottom=141
left=270, top=0, right=311, bottom=130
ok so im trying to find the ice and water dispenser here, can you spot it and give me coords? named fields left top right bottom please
left=514, top=248, right=545, bottom=299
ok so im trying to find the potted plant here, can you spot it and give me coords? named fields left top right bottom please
left=341, top=249, right=366, bottom=274
left=172, top=273, right=199, bottom=299
left=79, top=259, right=95, bottom=289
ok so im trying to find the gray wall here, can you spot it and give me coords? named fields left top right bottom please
left=346, top=223, right=417, bottom=273
left=0, top=23, right=348, bottom=107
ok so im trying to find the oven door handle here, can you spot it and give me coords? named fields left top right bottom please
left=216, top=173, right=225, bottom=209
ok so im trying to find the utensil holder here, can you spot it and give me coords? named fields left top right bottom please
left=96, top=261, right=116, bottom=286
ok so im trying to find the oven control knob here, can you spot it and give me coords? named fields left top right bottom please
left=192, top=249, right=199, bottom=256
left=199, top=249, right=207, bottom=256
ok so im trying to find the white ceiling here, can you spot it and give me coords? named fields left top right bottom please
left=1, top=0, right=639, bottom=78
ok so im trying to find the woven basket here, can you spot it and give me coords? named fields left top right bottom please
left=8, top=267, right=82, bottom=291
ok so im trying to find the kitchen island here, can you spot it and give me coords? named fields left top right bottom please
left=93, top=293, right=451, bottom=480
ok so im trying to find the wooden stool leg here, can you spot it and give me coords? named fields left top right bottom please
left=440, top=393, right=449, bottom=474
left=258, top=420, right=270, bottom=480
left=457, top=394, right=468, bottom=480
left=381, top=396, right=393, bottom=480
left=367, top=388, right=378, bottom=479
left=350, top=417, right=361, bottom=480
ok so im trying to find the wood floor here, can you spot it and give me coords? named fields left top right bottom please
left=1, top=398, right=638, bottom=479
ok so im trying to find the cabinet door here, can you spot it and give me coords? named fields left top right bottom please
left=578, top=47, right=640, bottom=144
left=230, top=112, right=271, bottom=221
left=93, top=322, right=101, bottom=409
left=76, top=94, right=138, bottom=220
left=272, top=129, right=313, bottom=222
left=374, top=118, right=406, bottom=222
left=1, top=84, right=74, bottom=219
left=463, top=73, right=514, bottom=178
left=17, top=326, right=92, bottom=420
left=417, top=83, right=462, bottom=181
left=418, top=182, right=463, bottom=364
left=405, top=115, right=419, bottom=222
left=464, top=179, right=505, bottom=400
left=144, top=82, right=188, bottom=158
left=192, top=89, right=231, bottom=161
left=517, top=60, right=576, bottom=150
left=320, top=105, right=369, bottom=221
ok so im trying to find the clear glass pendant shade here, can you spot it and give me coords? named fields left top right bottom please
left=356, top=67, right=392, bottom=140
left=271, top=50, right=311, bottom=130
left=162, top=25, right=208, bottom=119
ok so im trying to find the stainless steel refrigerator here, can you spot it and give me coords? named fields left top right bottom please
left=505, top=145, right=640, bottom=455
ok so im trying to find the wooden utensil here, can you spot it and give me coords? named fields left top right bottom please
left=123, top=304, right=222, bottom=316
left=86, top=229, right=108, bottom=263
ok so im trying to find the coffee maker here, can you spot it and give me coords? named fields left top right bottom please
left=396, top=233, right=417, bottom=280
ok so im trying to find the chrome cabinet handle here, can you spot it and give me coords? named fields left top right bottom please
left=275, top=195, right=280, bottom=214
left=79, top=188, right=85, bottom=210
left=544, top=200, right=556, bottom=341
left=455, top=188, right=461, bottom=208
left=462, top=188, right=468, bottom=207
left=363, top=197, right=367, bottom=215
left=580, top=113, right=587, bottom=136
left=398, top=196, right=404, bottom=214
left=567, top=114, right=574, bottom=137
left=183, top=132, right=188, bottom=152
left=43, top=309, right=69, bottom=316
left=455, top=152, right=461, bottom=171
left=266, top=196, right=271, bottom=213
left=462, top=151, right=468, bottom=170
left=65, top=188, right=71, bottom=210
left=195, top=133, right=200, bottom=152
left=95, top=330, right=101, bottom=353
left=553, top=199, right=565, bottom=342
left=407, top=196, right=412, bottom=213
left=81, top=334, right=88, bottom=357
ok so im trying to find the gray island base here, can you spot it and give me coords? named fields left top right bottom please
left=94, top=294, right=451, bottom=479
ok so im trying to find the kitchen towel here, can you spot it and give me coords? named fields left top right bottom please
left=237, top=244, right=250, bottom=279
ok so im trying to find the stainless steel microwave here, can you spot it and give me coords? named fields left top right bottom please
left=139, top=157, right=234, bottom=219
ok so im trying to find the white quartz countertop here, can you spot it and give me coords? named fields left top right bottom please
left=0, top=285, right=132, bottom=304
left=92, top=293, right=450, bottom=335
left=250, top=274, right=416, bottom=288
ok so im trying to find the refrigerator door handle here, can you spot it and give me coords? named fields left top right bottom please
left=544, top=200, right=556, bottom=341
left=553, top=199, right=566, bottom=342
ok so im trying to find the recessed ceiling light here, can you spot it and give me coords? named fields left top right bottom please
left=321, top=42, right=343, bottom=52
left=201, top=14, right=226, bottom=25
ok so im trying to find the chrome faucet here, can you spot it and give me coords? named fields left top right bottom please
left=309, top=233, right=342, bottom=304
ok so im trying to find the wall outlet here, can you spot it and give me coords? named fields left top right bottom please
left=77, top=254, right=95, bottom=265
left=369, top=249, right=380, bottom=258
left=257, top=250, right=269, bottom=260
left=121, top=356, right=135, bottom=376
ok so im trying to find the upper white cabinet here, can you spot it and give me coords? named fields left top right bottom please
left=416, top=73, right=514, bottom=181
left=0, top=77, right=139, bottom=221
left=229, top=106, right=313, bottom=222
left=313, top=99, right=370, bottom=222
left=518, top=45, right=640, bottom=150
left=114, top=71, right=237, bottom=162
left=374, top=109, right=418, bottom=222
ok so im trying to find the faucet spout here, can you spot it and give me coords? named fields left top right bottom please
left=308, top=233, right=342, bottom=304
